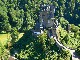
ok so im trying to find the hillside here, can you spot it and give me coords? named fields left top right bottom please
left=0, top=0, right=80, bottom=60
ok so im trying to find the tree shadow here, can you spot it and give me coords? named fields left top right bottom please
left=10, top=30, right=36, bottom=55
left=10, top=30, right=45, bottom=60
left=10, top=30, right=60, bottom=60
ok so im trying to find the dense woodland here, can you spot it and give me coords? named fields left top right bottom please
left=0, top=0, right=80, bottom=60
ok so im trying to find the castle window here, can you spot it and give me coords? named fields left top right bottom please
left=42, top=19, right=43, bottom=22
left=49, top=6, right=50, bottom=9
left=54, top=9, right=55, bottom=13
left=47, top=7, right=48, bottom=9
left=48, top=20, right=50, bottom=23
left=42, top=14, right=45, bottom=16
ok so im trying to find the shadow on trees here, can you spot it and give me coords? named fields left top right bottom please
left=10, top=30, right=35, bottom=55
left=10, top=30, right=44, bottom=59
left=10, top=30, right=60, bottom=60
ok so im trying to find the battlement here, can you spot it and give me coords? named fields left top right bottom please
left=40, top=4, right=55, bottom=13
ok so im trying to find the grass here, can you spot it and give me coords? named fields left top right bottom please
left=0, top=34, right=10, bottom=45
left=18, top=33, right=24, bottom=39
left=0, top=33, right=24, bottom=45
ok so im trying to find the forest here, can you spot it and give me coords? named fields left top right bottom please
left=0, top=0, right=80, bottom=60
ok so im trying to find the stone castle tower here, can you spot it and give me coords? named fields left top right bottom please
left=33, top=3, right=58, bottom=38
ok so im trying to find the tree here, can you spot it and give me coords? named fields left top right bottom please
left=53, top=1, right=58, bottom=7
left=0, top=4, right=9, bottom=33
left=11, top=28, right=19, bottom=45
left=3, top=22, right=11, bottom=32
left=26, top=12, right=35, bottom=30
left=70, top=24, right=79, bottom=32
left=37, top=31, right=47, bottom=51
left=0, top=42, right=10, bottom=60
left=61, top=49, right=71, bottom=60
left=59, top=17, right=69, bottom=29
left=8, top=8, right=24, bottom=31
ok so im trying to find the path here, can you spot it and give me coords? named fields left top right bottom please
left=54, top=27, right=80, bottom=60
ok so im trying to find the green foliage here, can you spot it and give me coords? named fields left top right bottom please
left=76, top=46, right=80, bottom=56
left=10, top=31, right=71, bottom=60
left=0, top=42, right=10, bottom=60
left=0, top=0, right=80, bottom=32
left=60, top=49, right=71, bottom=60
left=0, top=0, right=80, bottom=60
left=53, top=1, right=58, bottom=7
left=59, top=17, right=69, bottom=29
left=59, top=23, right=80, bottom=49
left=70, top=24, right=79, bottom=32
left=11, top=28, right=19, bottom=44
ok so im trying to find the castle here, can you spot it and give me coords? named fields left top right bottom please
left=33, top=3, right=58, bottom=38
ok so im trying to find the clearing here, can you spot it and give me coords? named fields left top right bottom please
left=0, top=33, right=24, bottom=45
